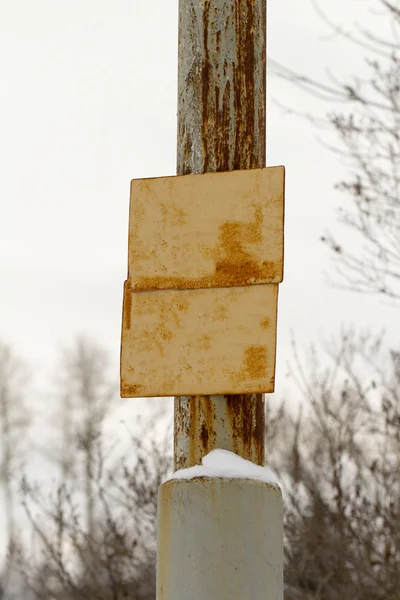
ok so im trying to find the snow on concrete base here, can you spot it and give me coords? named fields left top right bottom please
left=168, top=448, right=280, bottom=487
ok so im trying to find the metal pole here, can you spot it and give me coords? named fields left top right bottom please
left=156, top=3, right=283, bottom=599
left=174, top=0, right=267, bottom=471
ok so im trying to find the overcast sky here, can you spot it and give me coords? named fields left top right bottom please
left=1, top=0, right=398, bottom=410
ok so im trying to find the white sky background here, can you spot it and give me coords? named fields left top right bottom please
left=0, top=0, right=399, bottom=572
left=1, top=0, right=399, bottom=463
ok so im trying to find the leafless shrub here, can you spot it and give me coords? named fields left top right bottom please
left=0, top=342, right=30, bottom=560
left=270, top=330, right=400, bottom=600
left=2, top=331, right=398, bottom=599
left=13, top=431, right=170, bottom=600
left=272, top=0, right=400, bottom=301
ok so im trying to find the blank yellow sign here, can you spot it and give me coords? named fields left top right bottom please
left=121, top=283, right=278, bottom=398
left=128, top=167, right=284, bottom=291
left=121, top=166, right=284, bottom=397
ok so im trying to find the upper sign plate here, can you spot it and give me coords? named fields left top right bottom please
left=128, top=166, right=284, bottom=291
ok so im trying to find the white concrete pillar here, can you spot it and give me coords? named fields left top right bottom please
left=157, top=474, right=283, bottom=600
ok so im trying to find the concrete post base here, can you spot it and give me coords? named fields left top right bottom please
left=157, top=477, right=283, bottom=600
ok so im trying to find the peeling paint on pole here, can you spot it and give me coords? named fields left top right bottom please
left=175, top=0, right=267, bottom=469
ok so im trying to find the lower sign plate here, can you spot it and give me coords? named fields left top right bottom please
left=121, top=282, right=278, bottom=397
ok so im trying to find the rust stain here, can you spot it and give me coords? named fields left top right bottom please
left=200, top=333, right=212, bottom=350
left=186, top=398, right=197, bottom=469
left=161, top=330, right=173, bottom=341
left=201, top=0, right=212, bottom=172
left=201, top=395, right=216, bottom=456
left=174, top=397, right=191, bottom=470
left=233, top=0, right=265, bottom=171
left=196, top=0, right=266, bottom=173
left=132, top=205, right=279, bottom=291
left=245, top=345, right=267, bottom=379
left=254, top=396, right=265, bottom=460
left=214, top=206, right=275, bottom=287
left=121, top=383, right=143, bottom=398
left=174, top=396, right=217, bottom=470
left=214, top=303, right=228, bottom=321
left=176, top=297, right=190, bottom=312
left=213, top=70, right=232, bottom=172
left=173, top=394, right=265, bottom=469
left=159, top=200, right=188, bottom=226
left=123, top=281, right=133, bottom=330
left=201, top=422, right=209, bottom=449
left=226, top=394, right=265, bottom=466
left=227, top=344, right=269, bottom=387
left=132, top=293, right=188, bottom=357
left=260, top=317, right=270, bottom=330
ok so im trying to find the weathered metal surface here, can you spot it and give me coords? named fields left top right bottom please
left=177, top=0, right=266, bottom=175
left=174, top=0, right=268, bottom=469
left=157, top=478, right=283, bottom=600
left=174, top=394, right=266, bottom=471
left=121, top=283, right=278, bottom=398
left=129, top=167, right=284, bottom=291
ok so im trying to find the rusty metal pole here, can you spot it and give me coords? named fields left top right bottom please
left=174, top=0, right=267, bottom=471
left=156, top=3, right=284, bottom=598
